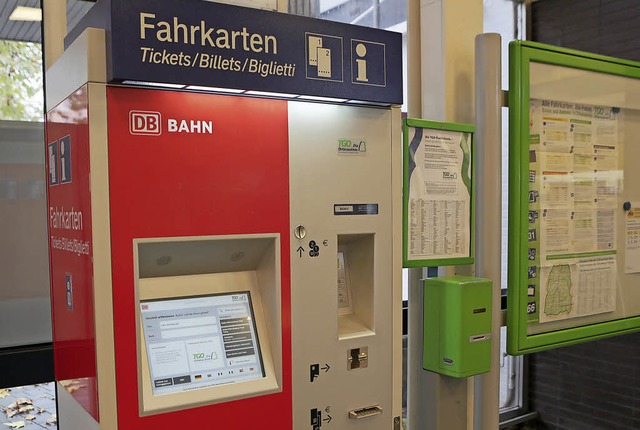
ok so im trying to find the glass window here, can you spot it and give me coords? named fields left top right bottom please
left=499, top=326, right=523, bottom=412
left=484, top=0, right=528, bottom=420
left=0, top=40, right=43, bottom=121
left=0, top=29, right=49, bottom=347
left=0, top=118, right=50, bottom=347
left=0, top=0, right=97, bottom=352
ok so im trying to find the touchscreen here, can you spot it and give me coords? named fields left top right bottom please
left=140, top=292, right=265, bottom=396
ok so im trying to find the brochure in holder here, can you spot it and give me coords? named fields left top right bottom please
left=403, top=119, right=475, bottom=267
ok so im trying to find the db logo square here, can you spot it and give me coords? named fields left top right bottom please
left=130, top=111, right=162, bottom=135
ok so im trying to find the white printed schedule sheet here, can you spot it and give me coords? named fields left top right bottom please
left=528, top=99, right=622, bottom=323
left=625, top=202, right=640, bottom=274
left=406, top=127, right=472, bottom=262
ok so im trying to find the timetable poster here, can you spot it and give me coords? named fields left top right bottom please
left=406, top=126, right=472, bottom=263
left=528, top=99, right=622, bottom=324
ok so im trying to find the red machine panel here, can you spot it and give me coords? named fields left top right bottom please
left=106, top=87, right=292, bottom=429
left=46, top=85, right=99, bottom=420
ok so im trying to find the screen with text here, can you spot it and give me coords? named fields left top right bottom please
left=140, top=292, right=265, bottom=396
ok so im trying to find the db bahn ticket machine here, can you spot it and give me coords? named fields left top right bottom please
left=45, top=0, right=403, bottom=429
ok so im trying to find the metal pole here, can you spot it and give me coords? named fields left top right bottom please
left=473, top=32, right=502, bottom=430
left=373, top=0, right=380, bottom=28
left=405, top=0, right=428, bottom=426
left=408, top=268, right=434, bottom=429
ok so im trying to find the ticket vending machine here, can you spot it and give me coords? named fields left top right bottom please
left=45, top=1, right=403, bottom=429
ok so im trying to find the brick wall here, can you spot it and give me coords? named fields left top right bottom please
left=532, top=0, right=640, bottom=61
left=530, top=333, right=640, bottom=429
left=529, top=1, right=640, bottom=429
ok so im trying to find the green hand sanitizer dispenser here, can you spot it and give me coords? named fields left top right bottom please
left=423, top=276, right=492, bottom=378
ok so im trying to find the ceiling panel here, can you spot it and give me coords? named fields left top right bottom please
left=0, top=0, right=95, bottom=44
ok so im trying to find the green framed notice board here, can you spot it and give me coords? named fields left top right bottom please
left=403, top=119, right=475, bottom=267
left=508, top=40, right=640, bottom=355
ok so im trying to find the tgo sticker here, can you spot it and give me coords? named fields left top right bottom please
left=337, top=138, right=366, bottom=155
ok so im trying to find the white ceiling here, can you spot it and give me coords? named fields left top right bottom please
left=0, top=0, right=95, bottom=43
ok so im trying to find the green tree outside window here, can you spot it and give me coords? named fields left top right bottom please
left=0, top=40, right=43, bottom=121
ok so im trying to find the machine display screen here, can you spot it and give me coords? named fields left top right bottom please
left=140, top=292, right=265, bottom=396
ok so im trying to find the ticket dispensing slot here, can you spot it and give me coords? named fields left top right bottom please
left=134, top=235, right=282, bottom=415
left=337, top=234, right=374, bottom=340
left=349, top=405, right=383, bottom=419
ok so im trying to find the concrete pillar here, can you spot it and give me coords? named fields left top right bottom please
left=43, top=0, right=67, bottom=69
left=407, top=1, right=488, bottom=429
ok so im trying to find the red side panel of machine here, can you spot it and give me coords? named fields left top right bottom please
left=46, top=85, right=99, bottom=421
left=106, top=87, right=292, bottom=429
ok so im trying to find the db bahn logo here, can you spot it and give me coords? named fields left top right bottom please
left=130, top=111, right=161, bottom=135
left=129, top=110, right=214, bottom=135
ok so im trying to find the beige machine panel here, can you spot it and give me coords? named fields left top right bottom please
left=289, top=101, right=400, bottom=429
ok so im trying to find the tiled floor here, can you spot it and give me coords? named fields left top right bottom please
left=0, top=383, right=57, bottom=429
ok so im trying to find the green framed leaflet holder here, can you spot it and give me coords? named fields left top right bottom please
left=508, top=40, right=640, bottom=355
left=403, top=119, right=475, bottom=267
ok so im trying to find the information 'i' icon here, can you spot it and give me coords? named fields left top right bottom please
left=355, top=43, right=368, bottom=82
left=61, top=141, right=67, bottom=182
left=59, top=136, right=72, bottom=184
